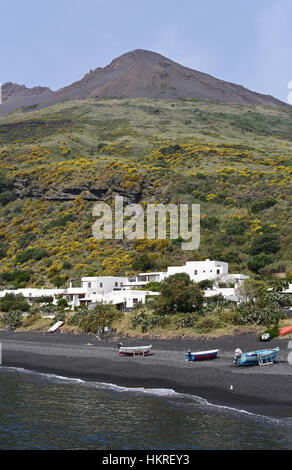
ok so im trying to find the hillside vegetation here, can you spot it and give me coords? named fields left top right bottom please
left=0, top=97, right=291, bottom=288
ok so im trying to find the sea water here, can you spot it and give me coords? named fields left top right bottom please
left=0, top=366, right=291, bottom=450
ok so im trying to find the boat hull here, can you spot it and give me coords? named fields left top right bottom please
left=185, top=349, right=219, bottom=361
left=279, top=326, right=292, bottom=336
left=118, top=345, right=152, bottom=356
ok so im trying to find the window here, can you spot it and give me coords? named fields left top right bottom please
left=100, top=282, right=103, bottom=288
left=217, top=269, right=220, bottom=275
left=115, top=282, right=118, bottom=287
left=133, top=298, right=138, bottom=304
left=194, top=270, right=198, bottom=275
left=88, top=282, right=91, bottom=288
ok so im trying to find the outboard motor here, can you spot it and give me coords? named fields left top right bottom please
left=234, top=348, right=242, bottom=364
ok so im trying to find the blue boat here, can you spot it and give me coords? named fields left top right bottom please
left=185, top=349, right=219, bottom=361
left=234, top=347, right=280, bottom=366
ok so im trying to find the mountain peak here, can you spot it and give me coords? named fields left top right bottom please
left=0, top=49, right=289, bottom=115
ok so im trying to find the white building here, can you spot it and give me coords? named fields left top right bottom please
left=88, top=289, right=160, bottom=310
left=167, top=259, right=228, bottom=282
left=0, top=281, right=159, bottom=311
left=125, top=272, right=168, bottom=288
left=124, top=259, right=238, bottom=289
left=0, top=259, right=248, bottom=311
left=0, top=287, right=64, bottom=303
left=81, top=276, right=127, bottom=294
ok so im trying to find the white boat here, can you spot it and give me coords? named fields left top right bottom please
left=118, top=344, right=152, bottom=356
left=47, top=321, right=64, bottom=333
left=185, top=349, right=219, bottom=361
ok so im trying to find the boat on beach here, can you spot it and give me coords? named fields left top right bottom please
left=234, top=347, right=280, bottom=366
left=117, top=344, right=152, bottom=356
left=279, top=326, right=292, bottom=336
left=47, top=321, right=64, bottom=333
left=185, top=349, right=219, bottom=361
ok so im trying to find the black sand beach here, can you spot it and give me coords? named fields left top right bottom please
left=0, top=330, right=292, bottom=418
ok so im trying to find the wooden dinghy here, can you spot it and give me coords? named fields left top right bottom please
left=234, top=347, right=280, bottom=366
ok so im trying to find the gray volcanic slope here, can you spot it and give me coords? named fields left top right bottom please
left=0, top=49, right=289, bottom=115
left=0, top=82, right=53, bottom=115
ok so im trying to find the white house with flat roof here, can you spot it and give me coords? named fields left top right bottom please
left=81, top=277, right=127, bottom=295
left=124, top=259, right=231, bottom=289
left=167, top=259, right=228, bottom=282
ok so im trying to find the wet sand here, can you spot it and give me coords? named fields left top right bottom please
left=0, top=330, right=292, bottom=418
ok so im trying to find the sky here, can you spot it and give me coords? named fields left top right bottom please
left=0, top=0, right=291, bottom=102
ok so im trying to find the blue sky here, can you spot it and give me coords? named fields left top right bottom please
left=0, top=0, right=291, bottom=102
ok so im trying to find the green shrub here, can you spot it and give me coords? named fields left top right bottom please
left=247, top=253, right=273, bottom=273
left=74, top=304, right=122, bottom=334
left=16, top=248, right=49, bottom=264
left=0, top=293, right=30, bottom=312
left=1, top=311, right=23, bottom=329
left=17, top=233, right=37, bottom=249
left=250, top=233, right=280, bottom=256
left=144, top=281, right=161, bottom=292
left=198, top=279, right=213, bottom=289
left=201, top=216, right=220, bottom=229
left=225, top=220, right=248, bottom=236
left=0, top=191, right=17, bottom=206
left=251, top=198, right=277, bottom=214
left=51, top=312, right=66, bottom=326
left=195, top=314, right=223, bottom=332
left=0, top=269, right=32, bottom=286
left=35, top=296, right=54, bottom=304
left=130, top=310, right=147, bottom=330
left=44, top=214, right=74, bottom=231
left=0, top=241, right=9, bottom=259
left=174, top=313, right=198, bottom=329
left=132, top=254, right=155, bottom=272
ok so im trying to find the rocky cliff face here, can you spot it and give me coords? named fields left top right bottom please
left=12, top=178, right=142, bottom=204
left=2, top=82, right=52, bottom=101
left=0, top=82, right=53, bottom=115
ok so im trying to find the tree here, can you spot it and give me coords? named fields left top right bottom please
left=153, top=273, right=203, bottom=315
left=250, top=233, right=280, bottom=256
left=132, top=254, right=155, bottom=272
left=247, top=253, right=273, bottom=273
